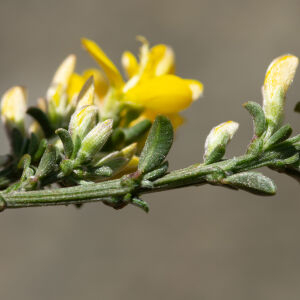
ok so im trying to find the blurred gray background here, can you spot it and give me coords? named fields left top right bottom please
left=0, top=0, right=299, bottom=299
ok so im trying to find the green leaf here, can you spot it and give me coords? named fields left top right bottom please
left=243, top=101, right=266, bottom=137
left=222, top=171, right=277, bottom=195
left=270, top=153, right=299, bottom=167
left=27, top=107, right=53, bottom=138
left=131, top=197, right=149, bottom=213
left=246, top=136, right=264, bottom=155
left=138, top=116, right=173, bottom=174
left=32, top=139, right=48, bottom=162
left=143, top=161, right=169, bottom=181
left=263, top=124, right=292, bottom=150
left=55, top=128, right=74, bottom=158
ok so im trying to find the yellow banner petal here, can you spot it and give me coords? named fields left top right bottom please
left=82, top=38, right=124, bottom=88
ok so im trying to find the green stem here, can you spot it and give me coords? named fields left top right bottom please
left=1, top=141, right=298, bottom=210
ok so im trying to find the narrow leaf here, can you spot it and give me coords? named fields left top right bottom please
left=55, top=128, right=74, bottom=158
left=143, top=161, right=169, bottom=181
left=131, top=197, right=149, bottom=213
left=264, top=124, right=292, bottom=150
left=27, top=107, right=53, bottom=137
left=244, top=101, right=266, bottom=137
left=138, top=116, right=173, bottom=174
left=222, top=171, right=277, bottom=195
left=33, top=139, right=48, bottom=162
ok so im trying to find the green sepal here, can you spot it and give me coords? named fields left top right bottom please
left=75, top=120, right=113, bottom=165
left=244, top=101, right=266, bottom=137
left=138, top=116, right=173, bottom=174
left=55, top=128, right=74, bottom=158
left=35, top=144, right=58, bottom=179
left=27, top=107, right=53, bottom=138
left=263, top=124, right=292, bottom=150
left=143, top=161, right=169, bottom=181
left=204, top=144, right=225, bottom=164
left=222, top=171, right=277, bottom=195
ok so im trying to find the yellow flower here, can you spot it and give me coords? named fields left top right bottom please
left=81, top=37, right=203, bottom=124
left=263, top=54, right=298, bottom=129
left=1, top=86, right=27, bottom=134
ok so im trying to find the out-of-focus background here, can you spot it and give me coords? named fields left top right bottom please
left=0, top=0, right=299, bottom=299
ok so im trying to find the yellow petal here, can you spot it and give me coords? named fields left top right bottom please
left=150, top=44, right=175, bottom=76
left=82, top=38, right=124, bottom=88
left=264, top=54, right=299, bottom=100
left=1, top=86, right=27, bottom=133
left=76, top=77, right=95, bottom=108
left=52, top=54, right=76, bottom=88
left=125, top=75, right=194, bottom=114
left=122, top=51, right=139, bottom=79
left=82, top=68, right=109, bottom=98
left=185, top=79, right=204, bottom=101
left=67, top=73, right=85, bottom=101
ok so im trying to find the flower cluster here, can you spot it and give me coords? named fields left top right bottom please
left=0, top=41, right=298, bottom=212
left=0, top=38, right=203, bottom=189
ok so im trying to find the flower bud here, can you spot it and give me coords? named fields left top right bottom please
left=263, top=54, right=298, bottom=129
left=68, top=105, right=98, bottom=141
left=53, top=55, right=77, bottom=88
left=76, top=119, right=113, bottom=164
left=204, top=121, right=239, bottom=163
left=94, top=143, right=137, bottom=174
left=1, top=86, right=27, bottom=135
